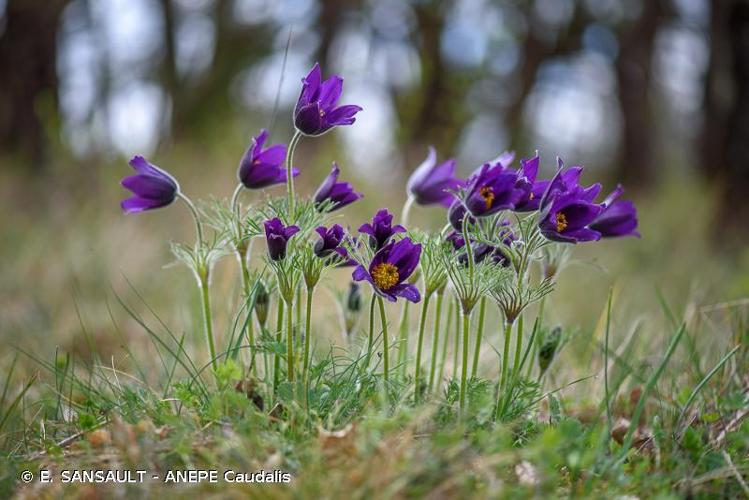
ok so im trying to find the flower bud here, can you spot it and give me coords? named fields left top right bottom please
left=344, top=282, right=362, bottom=335
left=255, top=281, right=270, bottom=328
left=538, top=326, right=562, bottom=375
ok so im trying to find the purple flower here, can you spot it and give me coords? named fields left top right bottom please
left=447, top=200, right=475, bottom=232
left=513, top=154, right=550, bottom=212
left=538, top=158, right=598, bottom=212
left=407, top=147, right=462, bottom=207
left=353, top=237, right=422, bottom=303
left=264, top=218, right=300, bottom=261
left=121, top=156, right=179, bottom=213
left=358, top=209, right=406, bottom=250
left=313, top=163, right=363, bottom=211
left=238, top=129, right=299, bottom=189
left=314, top=224, right=346, bottom=258
left=589, top=185, right=640, bottom=238
left=294, top=63, right=363, bottom=136
left=539, top=191, right=603, bottom=244
left=446, top=230, right=466, bottom=250
left=463, top=161, right=529, bottom=217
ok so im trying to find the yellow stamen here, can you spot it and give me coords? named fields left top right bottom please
left=371, top=262, right=400, bottom=291
left=480, top=186, right=494, bottom=210
left=555, top=212, right=568, bottom=233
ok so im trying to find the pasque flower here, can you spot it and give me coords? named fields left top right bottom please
left=513, top=154, right=550, bottom=212
left=238, top=129, right=299, bottom=189
left=359, top=209, right=406, bottom=250
left=314, top=163, right=363, bottom=211
left=294, top=63, right=363, bottom=136
left=121, top=156, right=179, bottom=213
left=463, top=161, right=530, bottom=217
left=589, top=185, right=640, bottom=238
left=264, top=218, right=300, bottom=261
left=314, top=224, right=347, bottom=258
left=447, top=200, right=475, bottom=232
left=538, top=163, right=604, bottom=243
left=353, top=237, right=422, bottom=303
left=407, top=147, right=462, bottom=207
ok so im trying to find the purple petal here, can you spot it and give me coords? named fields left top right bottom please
left=121, top=196, right=167, bottom=213
left=326, top=105, right=362, bottom=126
left=391, top=283, right=421, bottom=303
left=318, top=75, right=343, bottom=111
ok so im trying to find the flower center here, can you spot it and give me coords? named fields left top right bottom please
left=555, top=212, right=568, bottom=232
left=529, top=192, right=534, bottom=200
left=371, top=262, right=400, bottom=291
left=480, top=186, right=494, bottom=209
left=318, top=108, right=326, bottom=117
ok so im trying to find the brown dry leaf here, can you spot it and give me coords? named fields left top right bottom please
left=86, top=429, right=111, bottom=448
left=318, top=423, right=357, bottom=464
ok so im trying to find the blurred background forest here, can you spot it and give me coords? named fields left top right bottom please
left=1, top=0, right=749, bottom=363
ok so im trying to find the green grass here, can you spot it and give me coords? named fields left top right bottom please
left=1, top=163, right=748, bottom=498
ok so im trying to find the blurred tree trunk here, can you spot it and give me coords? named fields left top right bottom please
left=705, top=1, right=749, bottom=237
left=613, top=0, right=664, bottom=188
left=157, top=0, right=179, bottom=137
left=395, top=2, right=469, bottom=171
left=0, top=0, right=69, bottom=169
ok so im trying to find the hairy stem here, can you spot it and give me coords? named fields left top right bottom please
left=471, top=297, right=487, bottom=378
left=200, top=276, right=217, bottom=375
left=400, top=195, right=415, bottom=227
left=177, top=192, right=204, bottom=245
left=273, top=301, right=284, bottom=396
left=367, top=294, right=376, bottom=368
left=303, top=285, right=314, bottom=384
left=459, top=309, right=471, bottom=413
left=286, top=130, right=302, bottom=217
left=285, top=297, right=295, bottom=382
left=377, top=297, right=390, bottom=383
left=414, top=292, right=432, bottom=401
left=513, top=314, right=524, bottom=379
left=452, top=302, right=460, bottom=379
left=437, top=297, right=455, bottom=392
left=428, top=292, right=445, bottom=394
left=500, top=320, right=513, bottom=391
left=397, top=301, right=410, bottom=376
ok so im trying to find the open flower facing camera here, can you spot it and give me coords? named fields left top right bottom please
left=119, top=62, right=639, bottom=417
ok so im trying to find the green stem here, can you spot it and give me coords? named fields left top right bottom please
left=428, top=292, right=445, bottom=394
left=295, top=285, right=302, bottom=351
left=452, top=302, right=460, bottom=379
left=513, top=314, right=524, bottom=378
left=401, top=195, right=415, bottom=227
left=500, top=321, right=513, bottom=390
left=471, top=297, right=487, bottom=378
left=273, top=301, right=284, bottom=396
left=459, top=309, right=471, bottom=413
left=437, top=297, right=455, bottom=392
left=377, top=297, right=390, bottom=383
left=286, top=130, right=302, bottom=217
left=461, top=219, right=475, bottom=282
left=414, top=293, right=432, bottom=401
left=200, top=276, right=217, bottom=374
left=527, top=298, right=545, bottom=378
left=367, top=294, right=376, bottom=367
left=303, top=285, right=314, bottom=383
left=177, top=192, right=204, bottom=245
left=285, top=297, right=294, bottom=382
left=397, top=301, right=410, bottom=376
